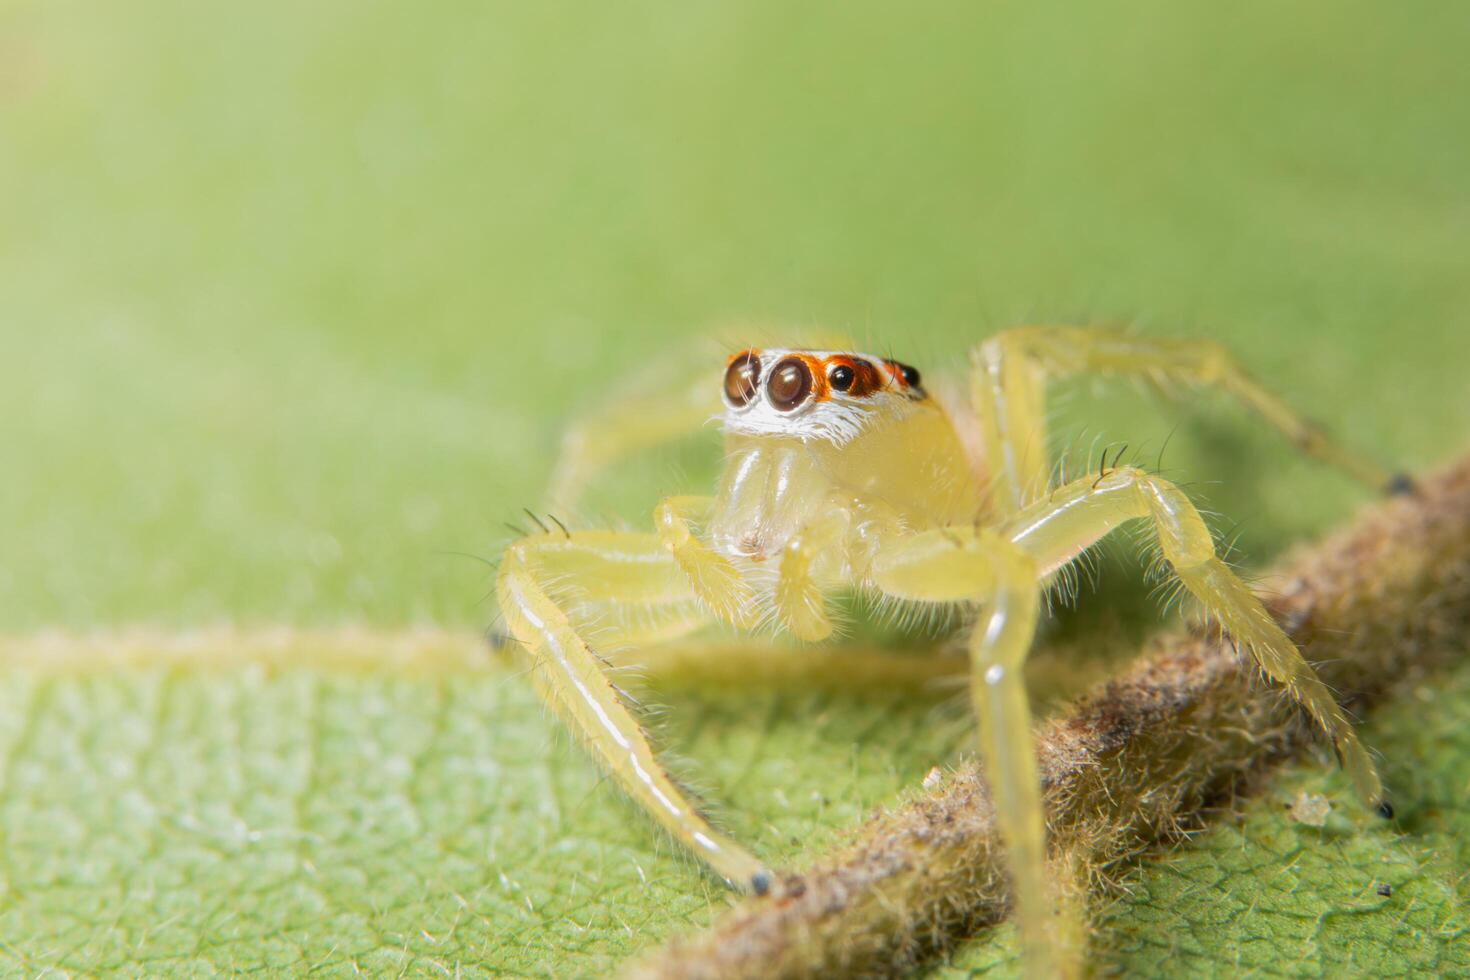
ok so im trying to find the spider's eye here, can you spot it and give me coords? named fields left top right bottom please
left=766, top=357, right=813, bottom=412
left=828, top=364, right=855, bottom=392
left=723, top=352, right=761, bottom=407
left=898, top=363, right=921, bottom=388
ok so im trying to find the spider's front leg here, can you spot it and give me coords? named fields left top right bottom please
left=869, top=467, right=1385, bottom=976
left=497, top=530, right=773, bottom=892
left=872, top=528, right=1059, bottom=977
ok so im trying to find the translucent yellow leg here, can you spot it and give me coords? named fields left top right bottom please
left=1002, top=467, right=1383, bottom=808
left=972, top=325, right=1400, bottom=516
left=548, top=353, right=723, bottom=515
left=655, top=496, right=760, bottom=629
left=868, top=465, right=1383, bottom=976
left=872, top=529, right=1059, bottom=978
left=497, top=531, right=772, bottom=892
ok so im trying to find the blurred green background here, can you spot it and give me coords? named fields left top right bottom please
left=3, top=0, right=1469, bottom=975
left=7, top=0, right=1470, bottom=630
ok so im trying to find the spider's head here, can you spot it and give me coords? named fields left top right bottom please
left=720, top=348, right=927, bottom=445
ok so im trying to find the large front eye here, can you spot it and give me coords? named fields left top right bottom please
left=766, top=356, right=813, bottom=411
left=723, top=352, right=761, bottom=407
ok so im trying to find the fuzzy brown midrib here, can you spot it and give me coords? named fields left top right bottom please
left=630, top=454, right=1470, bottom=979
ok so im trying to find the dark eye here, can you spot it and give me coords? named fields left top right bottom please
left=828, top=364, right=855, bottom=392
left=898, top=363, right=921, bottom=388
left=766, top=357, right=813, bottom=411
left=723, top=352, right=761, bottom=407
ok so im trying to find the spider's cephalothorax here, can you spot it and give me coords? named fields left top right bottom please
left=502, top=326, right=1401, bottom=977
left=712, top=348, right=980, bottom=562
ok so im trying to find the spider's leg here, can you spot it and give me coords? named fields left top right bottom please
left=971, top=325, right=1399, bottom=516
left=548, top=350, right=723, bottom=515
left=497, top=529, right=772, bottom=892
left=655, top=496, right=760, bottom=629
left=872, top=528, right=1061, bottom=978
left=1002, top=467, right=1383, bottom=809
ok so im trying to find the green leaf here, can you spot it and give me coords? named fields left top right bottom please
left=0, top=635, right=973, bottom=974
left=0, top=636, right=1465, bottom=975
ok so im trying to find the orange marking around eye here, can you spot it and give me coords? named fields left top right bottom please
left=821, top=355, right=883, bottom=398
left=727, top=348, right=762, bottom=367
left=882, top=359, right=909, bottom=388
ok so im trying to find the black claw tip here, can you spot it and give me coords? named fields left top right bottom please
left=1385, top=473, right=1416, bottom=497
left=1375, top=800, right=1395, bottom=820
left=750, top=871, right=772, bottom=896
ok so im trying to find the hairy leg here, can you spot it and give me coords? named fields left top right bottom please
left=1001, top=466, right=1383, bottom=807
left=971, top=325, right=1400, bottom=516
left=872, top=528, right=1061, bottom=978
left=497, top=530, right=771, bottom=892
left=865, top=464, right=1385, bottom=973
